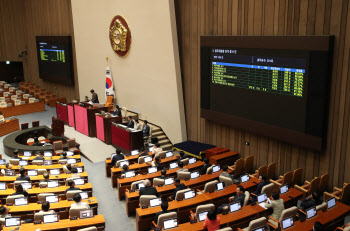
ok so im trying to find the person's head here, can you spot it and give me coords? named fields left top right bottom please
left=259, top=175, right=267, bottom=183
left=0, top=206, right=8, bottom=215
left=73, top=193, right=82, bottom=203
left=42, top=201, right=50, bottom=212
left=144, top=120, right=148, bottom=125
left=155, top=143, right=160, bottom=148
left=313, top=221, right=323, bottom=231
left=67, top=180, right=75, bottom=187
left=143, top=179, right=151, bottom=187
left=179, top=151, right=185, bottom=158
left=43, top=172, right=49, bottom=180
left=135, top=119, right=139, bottom=124
left=36, top=151, right=42, bottom=156
left=128, top=116, right=132, bottom=121
left=122, top=164, right=129, bottom=172
left=116, top=149, right=122, bottom=155
left=312, top=192, right=320, bottom=201
left=71, top=168, right=78, bottom=174
left=62, top=152, right=67, bottom=158
left=13, top=149, right=19, bottom=156
left=116, top=105, right=120, bottom=110
left=272, top=192, right=280, bottom=200
left=15, top=184, right=24, bottom=193
left=222, top=165, right=228, bottom=172
left=207, top=209, right=217, bottom=221
left=236, top=185, right=244, bottom=195
left=160, top=200, right=169, bottom=212
left=140, top=147, right=146, bottom=152
left=67, top=164, right=72, bottom=171
left=174, top=178, right=181, bottom=186
left=19, top=167, right=26, bottom=176
left=155, top=156, right=160, bottom=163
left=34, top=137, right=39, bottom=143
left=5, top=163, right=12, bottom=169
left=178, top=162, right=184, bottom=168
left=90, top=89, right=95, bottom=94
left=84, top=96, right=88, bottom=99
left=203, top=158, right=209, bottom=164
left=161, top=169, right=166, bottom=176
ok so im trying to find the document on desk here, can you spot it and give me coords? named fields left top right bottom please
left=259, top=202, right=268, bottom=209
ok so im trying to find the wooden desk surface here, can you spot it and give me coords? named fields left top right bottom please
left=209, top=151, right=239, bottom=161
left=0, top=162, right=84, bottom=170
left=0, top=101, right=45, bottom=117
left=0, top=119, right=20, bottom=137
left=21, top=155, right=81, bottom=161
left=105, top=151, right=155, bottom=164
left=2, top=214, right=105, bottom=231
left=0, top=172, right=88, bottom=182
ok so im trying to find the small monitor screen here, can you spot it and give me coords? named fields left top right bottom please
left=15, top=197, right=28, bottom=206
left=0, top=159, right=6, bottom=165
left=76, top=167, right=83, bottom=173
left=213, top=165, right=220, bottom=173
left=306, top=207, right=317, bottom=219
left=5, top=170, right=15, bottom=176
left=190, top=171, right=200, bottom=179
left=0, top=182, right=6, bottom=190
left=131, top=150, right=139, bottom=156
left=282, top=216, right=294, bottom=229
left=23, top=151, right=31, bottom=157
left=327, top=197, right=336, bottom=209
left=164, top=178, right=174, bottom=186
left=21, top=182, right=32, bottom=190
left=149, top=198, right=162, bottom=207
left=230, top=202, right=242, bottom=213
left=136, top=183, right=144, bottom=191
left=43, top=213, right=59, bottom=224
left=240, top=174, right=250, bottom=183
left=257, top=193, right=267, bottom=204
left=27, top=170, right=38, bottom=176
left=43, top=160, right=52, bottom=166
left=73, top=178, right=84, bottom=185
left=45, top=195, right=59, bottom=203
left=66, top=151, right=74, bottom=156
left=44, top=151, right=52, bottom=157
left=19, top=160, right=28, bottom=166
left=163, top=218, right=178, bottom=230
left=215, top=182, right=225, bottom=191
left=125, top=171, right=135, bottom=178
left=280, top=185, right=289, bottom=194
left=144, top=156, right=152, bottom=163
left=169, top=162, right=178, bottom=169
left=79, top=209, right=94, bottom=219
left=50, top=169, right=60, bottom=175
left=119, top=160, right=129, bottom=167
left=148, top=167, right=157, bottom=174
left=184, top=190, right=196, bottom=200
left=80, top=192, right=88, bottom=200
left=166, top=152, right=174, bottom=158
left=67, top=158, right=76, bottom=164
left=189, top=158, right=196, bottom=164
left=198, top=211, right=208, bottom=222
left=5, top=217, right=21, bottom=227
left=47, top=180, right=59, bottom=188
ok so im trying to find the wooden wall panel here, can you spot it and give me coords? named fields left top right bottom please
left=0, top=0, right=79, bottom=102
left=175, top=0, right=350, bottom=188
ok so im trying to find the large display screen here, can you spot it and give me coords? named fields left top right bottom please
left=201, top=36, right=334, bottom=150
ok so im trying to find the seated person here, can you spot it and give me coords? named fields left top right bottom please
left=154, top=200, right=169, bottom=224
left=70, top=193, right=90, bottom=209
left=0, top=112, right=4, bottom=123
left=156, top=169, right=167, bottom=180
left=121, top=164, right=129, bottom=175
left=0, top=163, right=13, bottom=175
left=177, top=151, right=186, bottom=163
left=66, top=164, right=72, bottom=173
left=127, top=116, right=134, bottom=128
left=134, top=119, right=141, bottom=130
left=142, top=120, right=150, bottom=137
left=66, top=180, right=80, bottom=193
left=111, top=149, right=124, bottom=167
left=112, top=105, right=122, bottom=116
left=11, top=184, right=29, bottom=197
left=0, top=205, right=32, bottom=224
left=199, top=158, right=212, bottom=175
left=203, top=209, right=220, bottom=231
left=32, top=137, right=43, bottom=146
left=251, top=175, right=268, bottom=202
left=12, top=149, right=22, bottom=160
left=84, top=96, right=89, bottom=102
left=40, top=172, right=50, bottom=183
left=16, top=167, right=30, bottom=181
left=139, top=179, right=159, bottom=197
left=171, top=178, right=186, bottom=200
left=313, top=221, right=324, bottom=231
left=38, top=201, right=54, bottom=214
left=152, top=143, right=163, bottom=155
left=138, top=147, right=149, bottom=158
left=217, top=185, right=245, bottom=214
left=176, top=162, right=187, bottom=174
left=152, top=156, right=163, bottom=172
left=70, top=168, right=81, bottom=178
left=300, top=192, right=322, bottom=211
left=33, top=151, right=45, bottom=161
left=220, top=165, right=233, bottom=180
left=266, top=192, right=285, bottom=220
left=59, top=152, right=68, bottom=160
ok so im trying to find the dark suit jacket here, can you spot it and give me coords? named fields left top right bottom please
left=139, top=152, right=149, bottom=157
left=12, top=156, right=22, bottom=160
left=154, top=162, right=163, bottom=171
left=65, top=186, right=80, bottom=193
left=143, top=125, right=150, bottom=137
left=139, top=186, right=159, bottom=197
left=113, top=109, right=122, bottom=116
left=233, top=193, right=246, bottom=207
left=32, top=142, right=43, bottom=146
left=253, top=181, right=269, bottom=196
left=112, top=154, right=125, bottom=166
left=92, top=93, right=99, bottom=103
left=16, top=175, right=30, bottom=181
left=300, top=198, right=321, bottom=211
left=157, top=175, right=167, bottom=180
left=12, top=191, right=29, bottom=197
left=128, top=120, right=135, bottom=128
left=199, top=164, right=212, bottom=175
left=171, top=183, right=186, bottom=200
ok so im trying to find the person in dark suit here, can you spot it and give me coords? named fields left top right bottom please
left=33, top=151, right=45, bottom=161
left=154, top=200, right=169, bottom=224
left=139, top=179, right=159, bottom=197
left=177, top=151, right=186, bottom=163
left=40, top=172, right=50, bottom=183
left=199, top=158, right=212, bottom=175
left=300, top=192, right=322, bottom=211
left=251, top=175, right=269, bottom=202
left=156, top=169, right=167, bottom=180
left=313, top=221, right=324, bottom=231
left=142, top=120, right=150, bottom=137
left=121, top=165, right=129, bottom=175
left=90, top=89, right=99, bottom=103
left=217, top=185, right=245, bottom=214
left=65, top=180, right=80, bottom=193
left=12, top=149, right=21, bottom=160
left=111, top=150, right=124, bottom=167
left=171, top=178, right=186, bottom=200
left=113, top=105, right=122, bottom=116
left=16, top=167, right=30, bottom=181
left=84, top=96, right=89, bottom=102
left=127, top=116, right=134, bottom=128
left=153, top=156, right=163, bottom=172
left=11, top=184, right=29, bottom=197
left=139, top=147, right=149, bottom=157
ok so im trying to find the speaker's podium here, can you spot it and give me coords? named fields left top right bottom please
left=51, top=117, right=64, bottom=137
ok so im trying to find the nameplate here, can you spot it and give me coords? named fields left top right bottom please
left=40, top=185, right=46, bottom=188
left=158, top=184, right=163, bottom=187
left=129, top=189, right=135, bottom=193
left=142, top=172, right=147, bottom=175
left=190, top=220, right=197, bottom=224
left=207, top=172, right=212, bottom=175
left=70, top=216, right=78, bottom=220
left=185, top=178, right=190, bottom=181
left=177, top=198, right=183, bottom=202
left=34, top=221, right=42, bottom=225
left=209, top=190, right=214, bottom=193
left=222, top=210, right=229, bottom=215
left=119, top=176, right=124, bottom=179
left=37, top=201, right=43, bottom=204
left=6, top=203, right=13, bottom=206
left=68, top=198, right=74, bottom=201
left=142, top=206, right=148, bottom=209
left=251, top=201, right=256, bottom=206
left=154, top=228, right=161, bottom=231
left=106, top=157, right=111, bottom=160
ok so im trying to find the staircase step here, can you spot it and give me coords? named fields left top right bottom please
left=159, top=139, right=171, bottom=146
left=156, top=135, right=167, bottom=141
left=162, top=144, right=173, bottom=151
left=152, top=131, right=163, bottom=136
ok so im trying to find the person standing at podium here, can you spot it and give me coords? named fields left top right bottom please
left=113, top=105, right=122, bottom=116
left=90, top=89, right=99, bottom=103
left=142, top=120, right=150, bottom=137
left=127, top=116, right=134, bottom=128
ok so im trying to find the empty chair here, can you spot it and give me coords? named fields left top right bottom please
left=130, top=180, right=144, bottom=190
left=190, top=203, right=215, bottom=221
left=122, top=107, right=128, bottom=117
left=243, top=156, right=254, bottom=173
left=70, top=206, right=90, bottom=217
left=267, top=162, right=277, bottom=180
left=32, top=160, right=43, bottom=165
left=32, top=121, right=39, bottom=127
left=261, top=183, right=275, bottom=198
left=334, top=223, right=350, bottom=231
left=291, top=168, right=303, bottom=187
left=66, top=190, right=83, bottom=199
left=270, top=171, right=293, bottom=187
left=177, top=171, right=190, bottom=181
left=77, top=227, right=98, bottom=231
left=38, top=193, right=55, bottom=202
left=156, top=151, right=166, bottom=159
left=139, top=195, right=157, bottom=207
left=3, top=92, right=9, bottom=97
left=138, top=156, right=148, bottom=164
left=230, top=158, right=245, bottom=179
left=206, top=166, right=214, bottom=174
left=318, top=173, right=329, bottom=193
left=29, top=98, right=35, bottom=103
left=174, top=188, right=192, bottom=201
left=180, top=158, right=189, bottom=166
left=0, top=102, right=7, bottom=108
left=153, top=178, right=165, bottom=187
left=27, top=138, right=34, bottom=143
left=37, top=169, right=48, bottom=175
left=39, top=182, right=48, bottom=188
left=67, top=139, right=79, bottom=152
left=104, top=95, right=114, bottom=108
left=153, top=212, right=177, bottom=229
left=202, top=180, right=218, bottom=193
left=252, top=165, right=268, bottom=178
left=9, top=87, right=15, bottom=92
left=324, top=183, right=350, bottom=204
left=237, top=217, right=267, bottom=231
left=21, top=123, right=29, bottom=130
left=267, top=206, right=298, bottom=230
left=219, top=175, right=233, bottom=187
left=53, top=141, right=64, bottom=155
left=38, top=136, right=46, bottom=141
left=115, top=159, right=127, bottom=168
left=11, top=95, right=18, bottom=101
left=295, top=177, right=321, bottom=198
left=9, top=159, right=19, bottom=165
left=6, top=195, right=24, bottom=204
left=0, top=115, right=4, bottom=122
left=16, top=90, right=22, bottom=96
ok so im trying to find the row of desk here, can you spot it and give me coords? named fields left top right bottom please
left=0, top=101, right=45, bottom=117
left=0, top=119, right=20, bottom=137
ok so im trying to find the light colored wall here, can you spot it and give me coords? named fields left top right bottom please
left=71, top=0, right=186, bottom=143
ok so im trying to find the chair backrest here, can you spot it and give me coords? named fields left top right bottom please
left=63, top=165, right=70, bottom=174
left=340, top=183, right=350, bottom=204
left=316, top=202, right=327, bottom=211
left=6, top=195, right=24, bottom=204
left=180, top=158, right=189, bottom=166
left=203, top=180, right=218, bottom=193
left=318, top=173, right=329, bottom=193
left=39, top=182, right=48, bottom=188
left=0, top=97, right=5, bottom=101
left=115, top=159, right=127, bottom=168
left=261, top=183, right=275, bottom=198
left=104, top=95, right=114, bottom=107
left=38, top=193, right=55, bottom=202
left=0, top=115, right=4, bottom=122
left=217, top=228, right=233, bottom=231
left=69, top=206, right=88, bottom=217
left=53, top=141, right=63, bottom=151
left=11, top=95, right=18, bottom=100
left=38, top=136, right=46, bottom=141
left=131, top=180, right=144, bottom=190
left=206, top=166, right=214, bottom=174
left=77, top=227, right=98, bottom=231
left=244, top=156, right=254, bottom=173
left=10, top=159, right=19, bottom=165
left=153, top=178, right=165, bottom=187
left=122, top=107, right=127, bottom=117
left=16, top=90, right=21, bottom=96
left=177, top=171, right=190, bottom=181
left=32, top=121, right=39, bottom=127
left=292, top=168, right=303, bottom=187
left=157, top=212, right=177, bottom=228
left=14, top=181, right=28, bottom=187
left=247, top=217, right=267, bottom=230
left=3, top=92, right=9, bottom=97
left=156, top=151, right=166, bottom=159
left=27, top=138, right=34, bottom=143
left=233, top=158, right=245, bottom=178
left=243, top=191, right=250, bottom=206
left=34, top=211, right=54, bottom=222
left=139, top=195, right=157, bottom=207
left=67, top=139, right=76, bottom=149
left=0, top=101, right=7, bottom=108
left=307, top=177, right=321, bottom=195
left=282, top=171, right=293, bottom=187
left=58, top=159, right=67, bottom=165
left=21, top=123, right=29, bottom=130
left=175, top=188, right=191, bottom=200
left=219, top=175, right=233, bottom=187
left=32, top=160, right=43, bottom=165
left=267, top=162, right=276, bottom=180
left=66, top=190, right=83, bottom=199
left=38, top=169, right=48, bottom=175
left=29, top=97, right=35, bottom=103
left=279, top=206, right=298, bottom=223
left=195, top=204, right=215, bottom=220
left=138, top=156, right=146, bottom=164
left=23, top=94, right=29, bottom=99
left=257, top=165, right=268, bottom=177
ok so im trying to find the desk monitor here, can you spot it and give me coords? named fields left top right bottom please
left=76, top=167, right=83, bottom=173
left=50, top=169, right=60, bottom=175
left=230, top=202, right=242, bottom=213
left=21, top=182, right=32, bottom=190
left=119, top=160, right=129, bottom=167
left=131, top=150, right=139, bottom=156
left=215, top=182, right=225, bottom=191
left=0, top=182, right=6, bottom=190
left=240, top=174, right=250, bottom=183
left=149, top=198, right=162, bottom=207
left=45, top=195, right=59, bottom=203
left=189, top=158, right=196, bottom=165
left=125, top=171, right=135, bottom=178
left=169, top=162, right=178, bottom=169
left=27, top=170, right=38, bottom=176
left=166, top=152, right=174, bottom=158
left=43, top=213, right=59, bottom=224
left=73, top=178, right=84, bottom=186
left=14, top=197, right=28, bottom=206
left=43, top=160, right=52, bottom=166
left=164, top=178, right=174, bottom=186
left=67, top=158, right=76, bottom=164
left=47, top=180, right=59, bottom=188
left=23, top=151, right=31, bottom=157
left=282, top=216, right=294, bottom=230
left=44, top=151, right=52, bottom=157
left=80, top=192, right=89, bottom=200
left=0, top=159, right=6, bottom=165
left=79, top=209, right=94, bottom=219
left=327, top=197, right=336, bottom=209
left=136, top=183, right=144, bottom=191
left=144, top=156, right=152, bottom=163
left=163, top=218, right=178, bottom=230
left=184, top=190, right=196, bottom=200
left=252, top=227, right=266, bottom=231
left=198, top=211, right=208, bottom=222
left=280, top=184, right=289, bottom=195
left=66, top=151, right=74, bottom=156
left=257, top=193, right=267, bottom=204
left=148, top=167, right=157, bottom=174
left=190, top=171, right=200, bottom=179
left=19, top=160, right=28, bottom=166
left=5, top=217, right=21, bottom=227
left=306, top=206, right=317, bottom=219
left=5, top=170, right=15, bottom=176
left=212, top=165, right=220, bottom=173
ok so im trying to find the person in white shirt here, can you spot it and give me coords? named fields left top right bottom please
left=1, top=163, right=12, bottom=175
left=152, top=143, right=163, bottom=155
left=134, top=119, right=141, bottom=130
left=70, top=193, right=90, bottom=209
